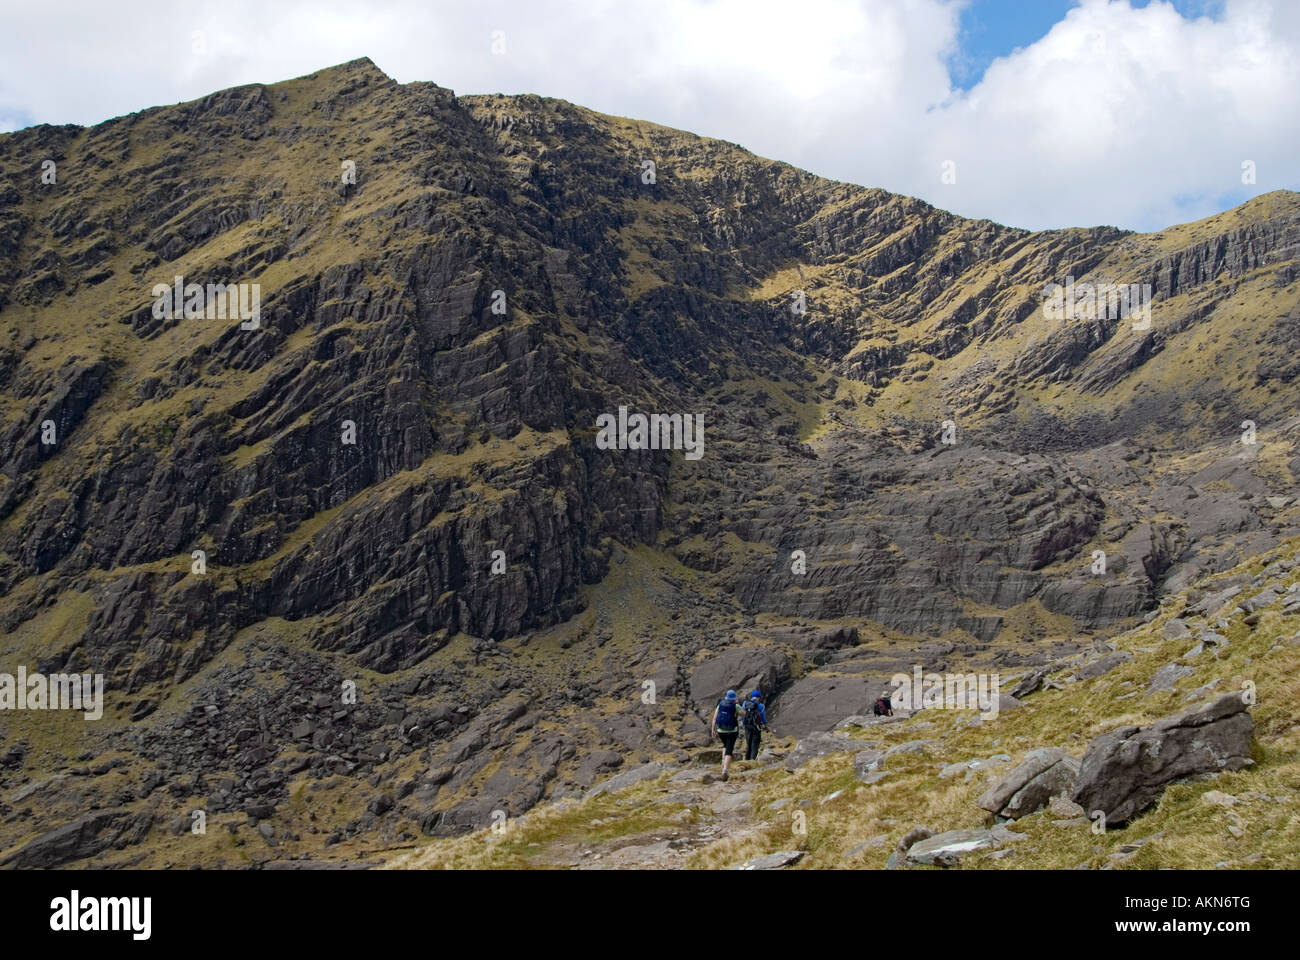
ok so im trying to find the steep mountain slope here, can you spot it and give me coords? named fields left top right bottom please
left=0, top=58, right=1297, bottom=867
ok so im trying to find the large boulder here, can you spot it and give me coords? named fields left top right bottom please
left=1071, top=692, right=1254, bottom=825
left=768, top=673, right=877, bottom=737
left=978, top=747, right=1081, bottom=819
left=689, top=646, right=790, bottom=714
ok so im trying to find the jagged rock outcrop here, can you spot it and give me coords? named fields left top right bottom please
left=0, top=809, right=154, bottom=869
left=978, top=747, right=1081, bottom=820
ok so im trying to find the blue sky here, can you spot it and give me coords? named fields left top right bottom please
left=950, top=0, right=1225, bottom=89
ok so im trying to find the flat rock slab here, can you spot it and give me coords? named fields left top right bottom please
left=585, top=762, right=668, bottom=800
left=9, top=775, right=70, bottom=804
left=768, top=674, right=877, bottom=737
left=690, top=647, right=791, bottom=714
left=731, top=850, right=805, bottom=870
left=1146, top=663, right=1194, bottom=695
left=669, top=768, right=712, bottom=783
left=884, top=739, right=940, bottom=759
left=837, top=714, right=909, bottom=729
left=1187, top=586, right=1243, bottom=617
left=784, top=733, right=869, bottom=771
left=939, top=754, right=1012, bottom=779
left=845, top=836, right=891, bottom=858
left=904, top=828, right=1000, bottom=867
left=654, top=791, right=701, bottom=806
left=1237, top=592, right=1276, bottom=615
left=711, top=789, right=754, bottom=815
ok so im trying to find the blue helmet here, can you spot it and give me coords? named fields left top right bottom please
left=751, top=689, right=761, bottom=699
left=724, top=690, right=737, bottom=701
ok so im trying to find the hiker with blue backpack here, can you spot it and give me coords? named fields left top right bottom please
left=741, top=689, right=767, bottom=760
left=711, top=690, right=742, bottom=781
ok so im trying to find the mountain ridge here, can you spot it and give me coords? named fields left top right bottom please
left=0, top=57, right=1297, bottom=867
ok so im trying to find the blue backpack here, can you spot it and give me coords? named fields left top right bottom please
left=716, top=698, right=738, bottom=731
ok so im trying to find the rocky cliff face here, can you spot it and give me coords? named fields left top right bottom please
left=1, top=58, right=1298, bottom=866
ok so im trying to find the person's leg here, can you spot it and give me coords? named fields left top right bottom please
left=750, top=730, right=761, bottom=759
left=721, top=732, right=735, bottom=779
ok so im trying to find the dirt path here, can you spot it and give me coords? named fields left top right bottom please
left=527, top=759, right=776, bottom=869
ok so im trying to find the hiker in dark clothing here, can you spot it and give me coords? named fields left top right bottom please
left=742, top=689, right=767, bottom=760
left=873, top=691, right=893, bottom=716
left=711, top=690, right=741, bottom=781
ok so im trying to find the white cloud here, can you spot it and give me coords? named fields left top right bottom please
left=0, top=0, right=1295, bottom=230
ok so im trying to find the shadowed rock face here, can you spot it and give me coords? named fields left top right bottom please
left=0, top=58, right=1298, bottom=861
left=0, top=808, right=154, bottom=869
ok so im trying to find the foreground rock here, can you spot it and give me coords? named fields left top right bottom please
left=731, top=850, right=804, bottom=870
left=978, top=748, right=1081, bottom=819
left=1071, top=692, right=1254, bottom=825
left=903, top=824, right=1026, bottom=867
